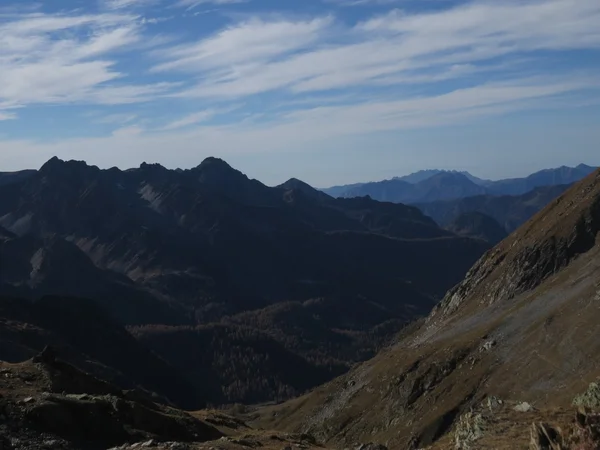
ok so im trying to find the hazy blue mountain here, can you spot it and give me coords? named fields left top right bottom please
left=416, top=184, right=572, bottom=233
left=321, top=182, right=366, bottom=198
left=322, top=164, right=596, bottom=204
left=324, top=172, right=487, bottom=204
left=394, top=169, right=491, bottom=186
left=487, top=164, right=597, bottom=195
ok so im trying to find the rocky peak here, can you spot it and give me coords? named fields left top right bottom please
left=39, top=157, right=100, bottom=180
left=139, top=162, right=166, bottom=171
left=278, top=178, right=332, bottom=203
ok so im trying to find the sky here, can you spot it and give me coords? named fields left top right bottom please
left=0, top=0, right=599, bottom=187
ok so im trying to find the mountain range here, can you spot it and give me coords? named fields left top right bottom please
left=0, top=156, right=488, bottom=407
left=2, top=158, right=600, bottom=449
left=323, top=164, right=597, bottom=204
left=1, top=163, right=599, bottom=450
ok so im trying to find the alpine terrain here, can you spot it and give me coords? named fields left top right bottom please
left=258, top=167, right=600, bottom=449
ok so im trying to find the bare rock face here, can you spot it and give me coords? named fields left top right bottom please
left=573, top=382, right=600, bottom=410
left=454, top=411, right=486, bottom=449
left=529, top=423, right=562, bottom=450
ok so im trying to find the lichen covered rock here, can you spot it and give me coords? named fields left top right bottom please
left=573, top=382, right=600, bottom=410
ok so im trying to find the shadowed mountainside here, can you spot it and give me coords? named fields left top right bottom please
left=445, top=211, right=508, bottom=244
left=0, top=295, right=201, bottom=408
left=0, top=157, right=488, bottom=406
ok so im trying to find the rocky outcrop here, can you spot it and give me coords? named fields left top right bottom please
left=529, top=423, right=562, bottom=450
left=25, top=392, right=221, bottom=445
left=454, top=411, right=487, bottom=449
left=573, top=382, right=600, bottom=410
left=0, top=354, right=222, bottom=449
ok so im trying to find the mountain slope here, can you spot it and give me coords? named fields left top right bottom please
left=258, top=168, right=600, bottom=449
left=0, top=234, right=186, bottom=325
left=416, top=183, right=571, bottom=233
left=0, top=157, right=489, bottom=406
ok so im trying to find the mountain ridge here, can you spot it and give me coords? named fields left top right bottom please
left=0, top=156, right=489, bottom=407
left=323, top=164, right=597, bottom=203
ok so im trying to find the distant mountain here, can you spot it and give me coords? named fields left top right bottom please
left=446, top=211, right=508, bottom=244
left=322, top=182, right=366, bottom=199
left=410, top=172, right=488, bottom=202
left=487, top=164, right=597, bottom=195
left=278, top=177, right=333, bottom=203
left=394, top=169, right=491, bottom=186
left=416, top=184, right=571, bottom=233
left=0, top=156, right=488, bottom=407
left=322, top=164, right=596, bottom=203
left=324, top=172, right=488, bottom=204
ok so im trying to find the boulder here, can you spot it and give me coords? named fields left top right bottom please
left=514, top=402, right=534, bottom=413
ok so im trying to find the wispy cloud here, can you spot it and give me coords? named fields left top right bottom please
left=102, top=0, right=160, bottom=10
left=161, top=110, right=217, bottom=130
left=153, top=0, right=600, bottom=100
left=176, top=0, right=249, bottom=11
left=0, top=111, right=17, bottom=121
left=325, top=0, right=403, bottom=6
left=0, top=10, right=176, bottom=109
left=153, top=16, right=332, bottom=74
left=92, top=113, right=139, bottom=124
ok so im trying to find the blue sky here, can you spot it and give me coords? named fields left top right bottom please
left=0, top=0, right=599, bottom=186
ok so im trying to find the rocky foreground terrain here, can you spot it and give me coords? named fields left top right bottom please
left=0, top=348, right=323, bottom=450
